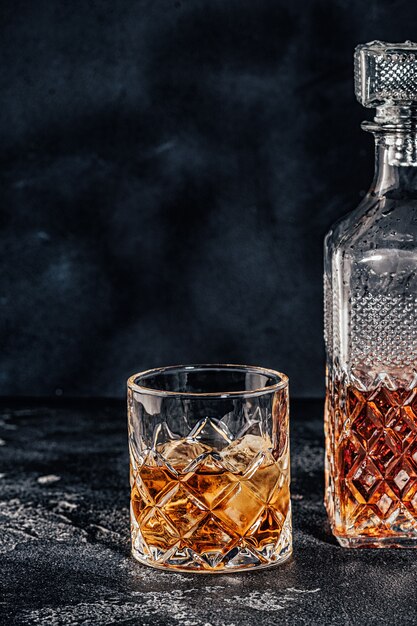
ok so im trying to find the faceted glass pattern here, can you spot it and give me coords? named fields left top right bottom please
left=355, top=40, right=417, bottom=107
left=325, top=378, right=417, bottom=546
left=325, top=40, right=417, bottom=547
left=128, top=365, right=291, bottom=572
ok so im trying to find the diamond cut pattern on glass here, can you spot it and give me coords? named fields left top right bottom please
left=184, top=515, right=234, bottom=555
left=131, top=480, right=147, bottom=521
left=156, top=439, right=211, bottom=471
left=245, top=507, right=285, bottom=551
left=346, top=386, right=366, bottom=420
left=371, top=490, right=396, bottom=520
left=326, top=378, right=417, bottom=539
left=387, top=408, right=416, bottom=450
left=269, top=482, right=291, bottom=520
left=388, top=459, right=415, bottom=498
left=370, top=434, right=398, bottom=474
left=243, top=452, right=281, bottom=502
left=183, top=455, right=237, bottom=509
left=409, top=441, right=417, bottom=471
left=161, top=484, right=206, bottom=534
left=349, top=458, right=382, bottom=503
left=188, top=417, right=232, bottom=449
left=351, top=403, right=383, bottom=450
left=403, top=481, right=417, bottom=515
left=351, top=293, right=417, bottom=370
left=140, top=508, right=179, bottom=550
left=138, top=453, right=177, bottom=504
left=130, top=423, right=291, bottom=571
left=355, top=41, right=417, bottom=106
left=338, top=437, right=364, bottom=475
left=212, top=482, right=265, bottom=536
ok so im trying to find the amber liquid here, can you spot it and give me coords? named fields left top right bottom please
left=325, top=381, right=417, bottom=544
left=131, top=437, right=290, bottom=570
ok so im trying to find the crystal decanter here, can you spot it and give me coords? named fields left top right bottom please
left=324, top=41, right=417, bottom=547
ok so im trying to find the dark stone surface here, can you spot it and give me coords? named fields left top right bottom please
left=3, top=1, right=417, bottom=398
left=1, top=398, right=416, bottom=625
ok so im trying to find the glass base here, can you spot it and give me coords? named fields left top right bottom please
left=335, top=535, right=417, bottom=549
left=131, top=509, right=292, bottom=574
left=131, top=544, right=293, bottom=574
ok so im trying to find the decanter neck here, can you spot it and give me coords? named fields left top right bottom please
left=364, top=113, right=417, bottom=195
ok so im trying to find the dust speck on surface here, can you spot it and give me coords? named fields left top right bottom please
left=37, top=474, right=61, bottom=485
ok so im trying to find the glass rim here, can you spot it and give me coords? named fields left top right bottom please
left=127, top=363, right=289, bottom=398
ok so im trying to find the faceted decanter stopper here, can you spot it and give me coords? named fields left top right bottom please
left=355, top=40, right=417, bottom=108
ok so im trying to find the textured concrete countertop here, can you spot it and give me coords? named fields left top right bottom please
left=1, top=399, right=416, bottom=625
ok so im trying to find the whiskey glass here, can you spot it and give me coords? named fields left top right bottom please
left=128, top=364, right=291, bottom=573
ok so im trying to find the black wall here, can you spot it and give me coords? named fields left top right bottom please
left=1, top=0, right=415, bottom=398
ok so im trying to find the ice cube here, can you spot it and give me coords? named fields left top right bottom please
left=220, top=434, right=271, bottom=473
left=157, top=438, right=211, bottom=468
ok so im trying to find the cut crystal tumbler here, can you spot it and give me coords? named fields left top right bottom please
left=128, top=365, right=292, bottom=572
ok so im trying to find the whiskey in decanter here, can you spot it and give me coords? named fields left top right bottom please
left=324, top=41, right=417, bottom=547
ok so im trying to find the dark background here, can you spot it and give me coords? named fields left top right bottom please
left=1, top=0, right=414, bottom=399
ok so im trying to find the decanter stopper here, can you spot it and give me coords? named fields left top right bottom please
left=355, top=40, right=417, bottom=108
